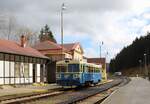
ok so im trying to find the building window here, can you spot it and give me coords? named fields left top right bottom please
left=5, top=54, right=9, bottom=61
left=15, top=62, right=20, bottom=77
left=10, top=55, right=15, bottom=61
left=40, top=59, right=43, bottom=64
left=33, top=58, right=36, bottom=63
left=25, top=57, right=28, bottom=63
left=21, top=56, right=24, bottom=62
left=15, top=55, right=20, bottom=62
left=24, top=63, right=29, bottom=77
left=29, top=57, right=32, bottom=63
left=0, top=53, right=4, bottom=60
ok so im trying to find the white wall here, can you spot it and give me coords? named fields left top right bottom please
left=20, top=63, right=24, bottom=78
left=15, top=78, right=20, bottom=84
left=10, top=62, right=14, bottom=84
left=5, top=61, right=9, bottom=84
left=37, top=64, right=40, bottom=82
left=10, top=62, right=14, bottom=77
left=29, top=63, right=33, bottom=83
left=0, top=60, right=45, bottom=85
left=10, top=78, right=14, bottom=84
left=5, top=61, right=9, bottom=77
left=0, top=61, right=4, bottom=84
left=0, top=61, right=4, bottom=77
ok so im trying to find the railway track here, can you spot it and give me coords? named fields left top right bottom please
left=77, top=86, right=117, bottom=104
left=0, top=91, right=64, bottom=104
left=59, top=78, right=123, bottom=104
left=0, top=77, right=129, bottom=104
left=76, top=76, right=131, bottom=104
left=0, top=87, right=77, bottom=104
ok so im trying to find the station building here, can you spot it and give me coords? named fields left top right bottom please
left=34, top=41, right=84, bottom=82
left=34, top=41, right=84, bottom=61
left=0, top=36, right=48, bottom=85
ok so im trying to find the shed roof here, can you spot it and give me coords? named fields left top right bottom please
left=0, top=39, right=48, bottom=59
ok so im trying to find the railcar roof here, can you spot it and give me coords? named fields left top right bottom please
left=56, top=60, right=102, bottom=68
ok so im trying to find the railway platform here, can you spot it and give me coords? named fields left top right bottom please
left=102, top=77, right=150, bottom=104
left=0, top=83, right=61, bottom=97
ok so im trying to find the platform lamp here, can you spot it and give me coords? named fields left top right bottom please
left=61, top=3, right=66, bottom=60
left=139, top=59, right=142, bottom=75
left=105, top=51, right=109, bottom=71
left=100, top=41, right=104, bottom=58
left=105, top=51, right=109, bottom=63
left=144, top=53, right=148, bottom=76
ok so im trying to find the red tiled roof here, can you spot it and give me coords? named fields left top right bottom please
left=0, top=39, right=48, bottom=59
left=34, top=41, right=62, bottom=50
left=34, top=41, right=83, bottom=54
left=61, top=42, right=83, bottom=53
left=62, top=43, right=79, bottom=51
left=87, top=58, right=106, bottom=65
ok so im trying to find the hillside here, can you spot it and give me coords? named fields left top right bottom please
left=109, top=33, right=150, bottom=73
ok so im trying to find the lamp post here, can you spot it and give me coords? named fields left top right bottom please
left=144, top=53, right=147, bottom=76
left=139, top=59, right=142, bottom=75
left=105, top=51, right=109, bottom=72
left=100, top=41, right=103, bottom=58
left=105, top=51, right=109, bottom=62
left=61, top=3, right=66, bottom=60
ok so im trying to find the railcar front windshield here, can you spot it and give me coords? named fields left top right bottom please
left=68, top=64, right=80, bottom=72
left=57, top=65, right=67, bottom=72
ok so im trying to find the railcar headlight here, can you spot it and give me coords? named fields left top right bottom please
left=64, top=74, right=70, bottom=78
left=56, top=74, right=61, bottom=79
left=73, top=74, right=80, bottom=78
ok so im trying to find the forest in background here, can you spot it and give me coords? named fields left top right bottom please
left=109, top=33, right=150, bottom=73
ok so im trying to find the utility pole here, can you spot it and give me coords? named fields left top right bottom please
left=8, top=17, right=12, bottom=40
left=100, top=41, right=103, bottom=58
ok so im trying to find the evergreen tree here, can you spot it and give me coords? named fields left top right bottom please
left=39, top=24, right=57, bottom=43
left=109, top=33, right=150, bottom=73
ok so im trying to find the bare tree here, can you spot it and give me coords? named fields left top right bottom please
left=0, top=14, right=18, bottom=40
left=0, top=14, right=39, bottom=46
left=15, top=26, right=39, bottom=46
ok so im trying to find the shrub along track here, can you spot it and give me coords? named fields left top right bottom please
left=0, top=77, right=130, bottom=104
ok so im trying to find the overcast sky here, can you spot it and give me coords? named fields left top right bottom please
left=0, top=0, right=150, bottom=62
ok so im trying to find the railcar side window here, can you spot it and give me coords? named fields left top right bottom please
left=68, top=64, right=79, bottom=72
left=87, top=66, right=90, bottom=72
left=83, top=65, right=86, bottom=72
left=89, top=67, right=92, bottom=73
left=80, top=64, right=83, bottom=72
left=95, top=68, right=100, bottom=73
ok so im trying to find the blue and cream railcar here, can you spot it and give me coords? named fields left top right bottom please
left=56, top=60, right=102, bottom=86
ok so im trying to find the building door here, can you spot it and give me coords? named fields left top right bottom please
left=40, top=65, right=44, bottom=82
left=47, top=61, right=56, bottom=83
left=33, top=64, right=37, bottom=83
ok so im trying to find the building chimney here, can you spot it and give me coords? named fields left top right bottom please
left=21, top=35, right=26, bottom=48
